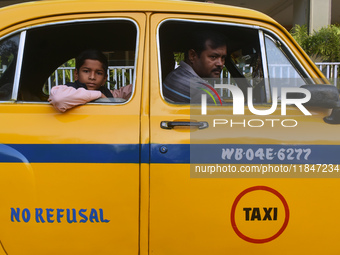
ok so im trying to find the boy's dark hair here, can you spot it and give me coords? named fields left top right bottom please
left=184, top=30, right=227, bottom=59
left=75, top=49, right=108, bottom=71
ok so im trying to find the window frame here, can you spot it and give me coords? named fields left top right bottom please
left=0, top=30, right=25, bottom=103
left=0, top=17, right=140, bottom=105
left=157, top=18, right=314, bottom=105
left=262, top=32, right=313, bottom=102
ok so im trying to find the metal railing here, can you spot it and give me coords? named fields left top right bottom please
left=45, top=66, right=134, bottom=93
left=1, top=62, right=340, bottom=90
left=315, top=62, right=340, bottom=87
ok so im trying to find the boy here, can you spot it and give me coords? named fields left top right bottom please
left=48, top=49, right=132, bottom=112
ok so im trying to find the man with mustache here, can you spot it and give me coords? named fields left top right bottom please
left=163, top=30, right=227, bottom=104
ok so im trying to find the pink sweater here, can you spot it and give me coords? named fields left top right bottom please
left=48, top=85, right=101, bottom=112
left=48, top=84, right=133, bottom=112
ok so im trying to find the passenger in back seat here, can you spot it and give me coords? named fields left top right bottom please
left=48, top=49, right=132, bottom=112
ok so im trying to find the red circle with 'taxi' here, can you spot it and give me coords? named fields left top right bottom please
left=230, top=186, right=290, bottom=243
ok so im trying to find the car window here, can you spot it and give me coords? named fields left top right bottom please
left=158, top=20, right=311, bottom=105
left=16, top=19, right=137, bottom=103
left=0, top=34, right=20, bottom=101
left=264, top=34, right=307, bottom=100
left=158, top=20, right=266, bottom=104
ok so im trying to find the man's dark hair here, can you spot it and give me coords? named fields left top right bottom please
left=185, top=30, right=227, bottom=59
left=75, top=49, right=108, bottom=71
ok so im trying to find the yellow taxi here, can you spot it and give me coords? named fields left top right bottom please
left=0, top=0, right=339, bottom=254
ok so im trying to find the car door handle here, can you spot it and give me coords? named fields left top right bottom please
left=160, top=121, right=209, bottom=130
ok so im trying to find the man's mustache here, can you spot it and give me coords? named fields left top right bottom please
left=212, top=68, right=222, bottom=73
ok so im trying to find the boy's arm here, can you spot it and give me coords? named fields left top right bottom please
left=48, top=85, right=102, bottom=112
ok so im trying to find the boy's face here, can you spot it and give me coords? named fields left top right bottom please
left=75, top=59, right=107, bottom=90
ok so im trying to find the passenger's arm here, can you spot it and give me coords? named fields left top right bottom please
left=111, top=84, right=132, bottom=100
left=48, top=85, right=102, bottom=112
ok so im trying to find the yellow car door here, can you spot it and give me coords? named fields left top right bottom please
left=149, top=11, right=340, bottom=255
left=0, top=9, right=146, bottom=255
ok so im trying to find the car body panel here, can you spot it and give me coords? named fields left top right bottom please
left=0, top=0, right=338, bottom=254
